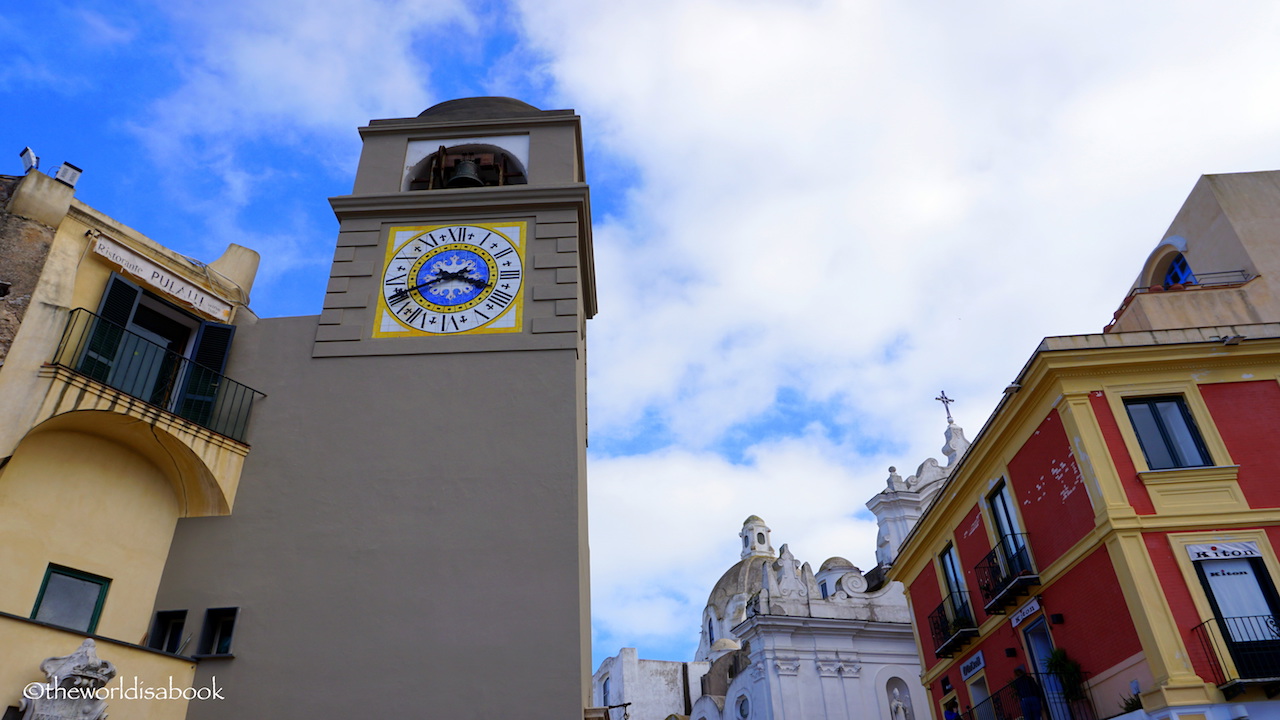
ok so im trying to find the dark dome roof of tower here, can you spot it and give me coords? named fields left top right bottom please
left=418, top=97, right=544, bottom=121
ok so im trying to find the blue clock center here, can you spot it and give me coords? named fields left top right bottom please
left=414, top=248, right=492, bottom=307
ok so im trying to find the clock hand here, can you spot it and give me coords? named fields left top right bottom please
left=390, top=273, right=447, bottom=302
left=390, top=269, right=489, bottom=302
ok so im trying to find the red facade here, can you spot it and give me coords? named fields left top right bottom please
left=1007, top=410, right=1095, bottom=568
left=1201, top=380, right=1280, bottom=508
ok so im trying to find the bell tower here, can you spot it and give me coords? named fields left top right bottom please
left=154, top=98, right=597, bottom=720
left=314, top=96, right=596, bottom=712
left=316, top=96, right=595, bottom=353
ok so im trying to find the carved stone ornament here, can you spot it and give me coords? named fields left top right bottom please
left=774, top=545, right=807, bottom=599
left=839, top=569, right=868, bottom=595
left=839, top=660, right=863, bottom=678
left=886, top=466, right=908, bottom=491
left=816, top=656, right=842, bottom=677
left=774, top=657, right=801, bottom=676
left=20, top=638, right=117, bottom=720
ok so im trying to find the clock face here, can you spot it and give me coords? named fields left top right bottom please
left=374, top=222, right=527, bottom=337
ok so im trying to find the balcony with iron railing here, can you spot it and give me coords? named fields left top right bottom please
left=930, top=590, right=979, bottom=658
left=50, top=308, right=262, bottom=443
left=1105, top=269, right=1260, bottom=333
left=975, top=534, right=1040, bottom=614
left=962, top=671, right=1096, bottom=720
left=1192, top=615, right=1280, bottom=697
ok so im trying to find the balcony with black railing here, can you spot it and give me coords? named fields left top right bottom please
left=962, top=672, right=1095, bottom=720
left=929, top=590, right=978, bottom=658
left=975, top=534, right=1040, bottom=613
left=1192, top=615, right=1280, bottom=695
left=51, top=308, right=262, bottom=443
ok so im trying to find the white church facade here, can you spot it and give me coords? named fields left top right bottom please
left=594, top=420, right=971, bottom=720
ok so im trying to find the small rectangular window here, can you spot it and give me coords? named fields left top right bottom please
left=198, top=607, right=239, bottom=656
left=1124, top=396, right=1212, bottom=470
left=31, top=565, right=110, bottom=634
left=148, top=610, right=188, bottom=654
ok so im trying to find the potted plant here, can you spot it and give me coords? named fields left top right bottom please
left=1045, top=649, right=1085, bottom=702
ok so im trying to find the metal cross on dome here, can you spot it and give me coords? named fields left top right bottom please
left=935, top=391, right=955, bottom=424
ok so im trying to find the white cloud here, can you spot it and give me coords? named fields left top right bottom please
left=508, top=0, right=1280, bottom=663
left=589, top=432, right=886, bottom=659
left=125, top=0, right=476, bottom=277
left=74, top=10, right=137, bottom=48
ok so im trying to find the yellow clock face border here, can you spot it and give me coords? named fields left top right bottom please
left=373, top=221, right=527, bottom=338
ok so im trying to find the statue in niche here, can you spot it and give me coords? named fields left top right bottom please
left=19, top=638, right=116, bottom=720
left=890, top=686, right=913, bottom=720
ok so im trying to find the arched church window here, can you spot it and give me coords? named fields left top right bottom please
left=602, top=677, right=611, bottom=706
left=1164, top=253, right=1197, bottom=287
left=708, top=617, right=716, bottom=642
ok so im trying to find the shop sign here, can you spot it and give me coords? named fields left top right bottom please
left=960, top=651, right=985, bottom=681
left=1186, top=541, right=1260, bottom=561
left=1011, top=597, right=1041, bottom=627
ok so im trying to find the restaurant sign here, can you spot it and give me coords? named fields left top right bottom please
left=93, top=236, right=232, bottom=321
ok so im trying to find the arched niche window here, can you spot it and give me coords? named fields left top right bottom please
left=407, top=143, right=528, bottom=190
left=1163, top=253, right=1197, bottom=287
left=707, top=617, right=716, bottom=642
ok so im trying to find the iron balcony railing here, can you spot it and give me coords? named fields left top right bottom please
left=963, top=672, right=1095, bottom=720
left=975, top=534, right=1040, bottom=613
left=1192, top=615, right=1280, bottom=690
left=51, top=308, right=262, bottom=443
left=1106, top=269, right=1257, bottom=332
left=929, top=590, right=978, bottom=658
left=1143, top=269, right=1254, bottom=291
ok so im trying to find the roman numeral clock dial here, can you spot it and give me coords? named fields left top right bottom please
left=375, top=222, right=527, bottom=337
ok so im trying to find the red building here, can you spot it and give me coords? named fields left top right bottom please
left=888, top=171, right=1280, bottom=720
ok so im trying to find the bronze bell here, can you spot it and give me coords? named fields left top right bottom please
left=446, top=159, right=485, bottom=188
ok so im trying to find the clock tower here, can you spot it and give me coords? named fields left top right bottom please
left=318, top=96, right=595, bottom=351
left=153, top=98, right=597, bottom=719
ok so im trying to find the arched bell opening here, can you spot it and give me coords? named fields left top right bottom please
left=406, top=143, right=528, bottom=190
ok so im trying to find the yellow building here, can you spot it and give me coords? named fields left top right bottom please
left=0, top=168, right=260, bottom=718
left=888, top=171, right=1280, bottom=720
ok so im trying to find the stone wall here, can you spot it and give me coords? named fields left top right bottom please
left=0, top=174, right=57, bottom=365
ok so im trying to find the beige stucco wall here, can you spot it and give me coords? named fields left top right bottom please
left=1110, top=282, right=1274, bottom=333
left=0, top=618, right=197, bottom=720
left=0, top=428, right=179, bottom=641
left=1115, top=172, right=1280, bottom=332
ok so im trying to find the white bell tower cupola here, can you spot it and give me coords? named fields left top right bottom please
left=740, top=515, right=775, bottom=559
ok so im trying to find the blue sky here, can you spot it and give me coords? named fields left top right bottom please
left=8, top=1, right=1280, bottom=668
